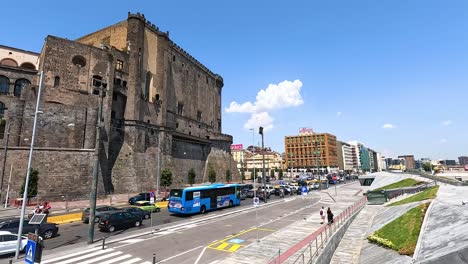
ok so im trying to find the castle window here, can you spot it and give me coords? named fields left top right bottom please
left=155, top=94, right=160, bottom=101
left=72, top=55, right=86, bottom=68
left=172, top=55, right=176, bottom=62
left=177, top=102, right=184, bottom=115
left=122, top=81, right=127, bottom=87
left=197, top=111, right=202, bottom=122
left=206, top=76, right=209, bottom=84
left=20, top=62, right=36, bottom=70
left=116, top=60, right=123, bottom=70
left=176, top=122, right=179, bottom=128
left=53, top=76, right=60, bottom=87
left=14, top=79, right=30, bottom=97
left=0, top=58, right=18, bottom=67
left=0, top=76, right=9, bottom=95
left=144, top=72, right=152, bottom=100
left=92, top=75, right=103, bottom=95
left=0, top=101, right=6, bottom=118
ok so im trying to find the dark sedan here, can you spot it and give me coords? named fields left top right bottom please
left=82, top=205, right=120, bottom=223
left=122, top=207, right=151, bottom=220
left=0, top=219, right=58, bottom=239
left=98, top=211, right=143, bottom=232
left=128, top=193, right=151, bottom=205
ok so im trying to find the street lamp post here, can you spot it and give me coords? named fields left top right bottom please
left=88, top=79, right=105, bottom=244
left=15, top=71, right=44, bottom=258
left=259, top=127, right=266, bottom=203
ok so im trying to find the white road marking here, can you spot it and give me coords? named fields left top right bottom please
left=118, top=238, right=145, bottom=244
left=194, top=246, right=208, bottom=264
left=119, top=258, right=143, bottom=264
left=80, top=251, right=122, bottom=264
left=98, top=254, right=133, bottom=264
left=158, top=245, right=204, bottom=263
left=41, top=247, right=102, bottom=263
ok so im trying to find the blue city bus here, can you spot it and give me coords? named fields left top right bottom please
left=168, top=183, right=241, bottom=215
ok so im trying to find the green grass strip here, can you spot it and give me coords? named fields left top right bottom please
left=368, top=202, right=430, bottom=255
left=374, top=178, right=424, bottom=191
left=387, top=186, right=439, bottom=206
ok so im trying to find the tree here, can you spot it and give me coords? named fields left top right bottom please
left=422, top=163, right=432, bottom=172
left=208, top=165, right=216, bottom=183
left=270, top=169, right=275, bottom=179
left=225, top=170, right=232, bottom=183
left=161, top=168, right=173, bottom=196
left=278, top=169, right=284, bottom=180
left=241, top=168, right=245, bottom=181
left=20, top=168, right=39, bottom=198
left=188, top=168, right=196, bottom=186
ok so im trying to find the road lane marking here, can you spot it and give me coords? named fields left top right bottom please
left=41, top=247, right=102, bottom=263
left=119, top=258, right=142, bottom=264
left=216, top=242, right=230, bottom=250
left=228, top=244, right=241, bottom=252
left=158, top=245, right=204, bottom=263
left=256, top=228, right=275, bottom=232
left=194, top=246, right=207, bottom=264
left=98, top=254, right=133, bottom=264
left=79, top=251, right=122, bottom=264
left=42, top=248, right=113, bottom=264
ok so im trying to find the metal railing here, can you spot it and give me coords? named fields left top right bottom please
left=268, top=197, right=367, bottom=264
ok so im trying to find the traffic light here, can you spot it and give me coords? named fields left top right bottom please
left=259, top=126, right=263, bottom=135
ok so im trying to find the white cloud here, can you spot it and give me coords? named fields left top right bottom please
left=441, top=120, right=452, bottom=126
left=440, top=138, right=447, bottom=143
left=382, top=123, right=396, bottom=129
left=225, top=79, right=304, bottom=113
left=225, top=79, right=304, bottom=130
left=337, top=111, right=342, bottom=117
left=244, top=112, right=274, bottom=131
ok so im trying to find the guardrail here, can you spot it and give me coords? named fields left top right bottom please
left=406, top=170, right=468, bottom=186
left=267, top=197, right=367, bottom=264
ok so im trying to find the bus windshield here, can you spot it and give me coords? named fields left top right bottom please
left=169, top=189, right=183, bottom=198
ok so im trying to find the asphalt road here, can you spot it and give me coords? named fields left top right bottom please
left=41, top=191, right=298, bottom=251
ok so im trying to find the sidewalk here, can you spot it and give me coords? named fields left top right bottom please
left=210, top=182, right=366, bottom=264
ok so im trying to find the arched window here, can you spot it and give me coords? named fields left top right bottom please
left=0, top=58, right=18, bottom=67
left=72, top=55, right=86, bottom=68
left=0, top=75, right=9, bottom=95
left=54, top=76, right=60, bottom=87
left=20, top=62, right=36, bottom=70
left=14, top=79, right=30, bottom=97
left=0, top=101, right=5, bottom=118
left=144, top=71, right=151, bottom=100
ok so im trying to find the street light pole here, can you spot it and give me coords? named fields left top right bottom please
left=88, top=80, right=105, bottom=244
left=259, top=127, right=266, bottom=203
left=15, top=71, right=44, bottom=258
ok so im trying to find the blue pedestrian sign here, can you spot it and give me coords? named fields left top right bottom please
left=279, top=180, right=284, bottom=185
left=301, top=186, right=308, bottom=196
left=25, top=239, right=36, bottom=264
left=150, top=191, right=155, bottom=198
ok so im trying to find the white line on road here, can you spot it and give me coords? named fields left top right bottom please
left=41, top=247, right=107, bottom=263
left=158, top=245, right=204, bottom=263
left=194, top=246, right=208, bottom=264
left=80, top=251, right=122, bottom=264
left=98, top=254, right=133, bottom=264
left=119, top=257, right=143, bottom=264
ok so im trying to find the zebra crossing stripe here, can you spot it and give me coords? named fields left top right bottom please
left=41, top=247, right=103, bottom=263
left=79, top=251, right=122, bottom=264
left=119, top=258, right=143, bottom=264
left=98, top=254, right=133, bottom=264
left=44, top=248, right=115, bottom=264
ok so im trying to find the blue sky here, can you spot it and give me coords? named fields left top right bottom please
left=2, top=1, right=467, bottom=160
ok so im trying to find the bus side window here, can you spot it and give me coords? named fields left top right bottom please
left=186, top=191, right=194, bottom=201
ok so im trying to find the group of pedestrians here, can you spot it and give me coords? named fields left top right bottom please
left=319, top=206, right=334, bottom=224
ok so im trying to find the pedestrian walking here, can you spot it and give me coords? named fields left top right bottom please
left=327, top=207, right=334, bottom=224
left=320, top=206, right=325, bottom=224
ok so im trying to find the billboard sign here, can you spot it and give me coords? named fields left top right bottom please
left=231, top=144, right=243, bottom=151
left=299, top=127, right=313, bottom=134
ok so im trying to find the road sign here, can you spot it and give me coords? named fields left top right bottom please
left=253, top=197, right=259, bottom=207
left=279, top=180, right=284, bottom=185
left=25, top=239, right=36, bottom=264
left=150, top=191, right=155, bottom=198
left=150, top=197, right=155, bottom=205
left=301, top=186, right=308, bottom=196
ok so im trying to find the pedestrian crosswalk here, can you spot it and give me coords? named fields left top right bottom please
left=41, top=247, right=152, bottom=264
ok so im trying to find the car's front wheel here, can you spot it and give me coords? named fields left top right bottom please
left=42, top=229, right=55, bottom=239
left=135, top=221, right=141, bottom=227
left=144, top=214, right=150, bottom=219
left=108, top=226, right=115, bottom=232
left=155, top=208, right=160, bottom=213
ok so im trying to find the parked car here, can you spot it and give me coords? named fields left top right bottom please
left=128, top=193, right=152, bottom=205
left=240, top=192, right=246, bottom=200
left=0, top=219, right=59, bottom=240
left=312, top=182, right=320, bottom=190
left=134, top=201, right=161, bottom=213
left=265, top=185, right=275, bottom=195
left=98, top=211, right=143, bottom=232
left=246, top=190, right=255, bottom=198
left=0, top=231, right=27, bottom=256
left=82, top=205, right=120, bottom=223
left=122, top=207, right=151, bottom=220
left=257, top=189, right=270, bottom=200
left=280, top=185, right=292, bottom=195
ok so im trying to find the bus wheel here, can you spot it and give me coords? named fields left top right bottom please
left=200, top=205, right=207, bottom=214
left=229, top=200, right=233, bottom=207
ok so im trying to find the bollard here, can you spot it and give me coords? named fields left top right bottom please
left=9, top=259, right=13, bottom=264
left=315, top=237, right=319, bottom=256
left=153, top=253, right=156, bottom=264
left=102, top=237, right=106, bottom=250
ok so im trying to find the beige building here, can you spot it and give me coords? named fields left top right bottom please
left=243, top=150, right=284, bottom=179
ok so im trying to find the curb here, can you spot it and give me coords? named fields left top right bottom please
left=412, top=199, right=436, bottom=262
left=46, top=201, right=169, bottom=225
